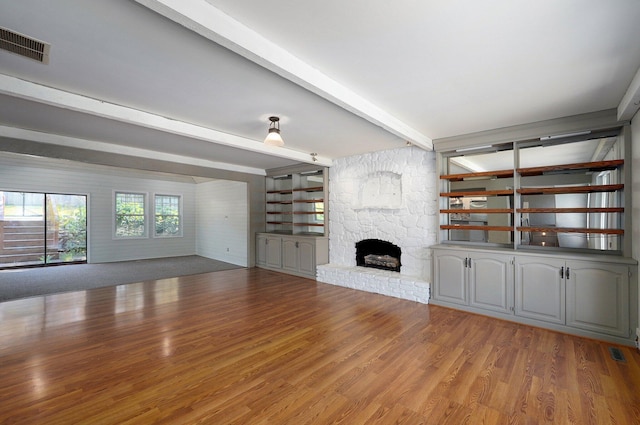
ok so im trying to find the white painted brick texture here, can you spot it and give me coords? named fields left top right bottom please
left=316, top=146, right=438, bottom=304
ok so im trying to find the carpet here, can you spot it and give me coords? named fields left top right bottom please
left=0, top=255, right=243, bottom=302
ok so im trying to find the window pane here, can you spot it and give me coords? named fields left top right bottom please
left=47, top=194, right=87, bottom=263
left=155, top=195, right=181, bottom=237
left=115, top=192, right=146, bottom=237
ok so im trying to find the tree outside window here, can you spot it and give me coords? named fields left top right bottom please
left=115, top=192, right=146, bottom=237
left=155, top=194, right=181, bottom=237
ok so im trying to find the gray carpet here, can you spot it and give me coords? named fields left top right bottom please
left=0, top=255, right=243, bottom=302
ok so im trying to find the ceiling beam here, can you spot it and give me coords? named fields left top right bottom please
left=134, top=0, right=433, bottom=151
left=0, top=126, right=267, bottom=176
left=618, top=65, right=640, bottom=121
left=0, top=74, right=332, bottom=167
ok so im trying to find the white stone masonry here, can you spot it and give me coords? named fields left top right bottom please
left=316, top=146, right=438, bottom=304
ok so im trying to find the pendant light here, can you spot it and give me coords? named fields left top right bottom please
left=264, top=116, right=284, bottom=147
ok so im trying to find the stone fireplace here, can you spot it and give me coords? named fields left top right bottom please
left=316, top=146, right=437, bottom=304
left=356, top=239, right=401, bottom=272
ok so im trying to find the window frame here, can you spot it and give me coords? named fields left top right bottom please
left=153, top=193, right=183, bottom=238
left=113, top=191, right=148, bottom=239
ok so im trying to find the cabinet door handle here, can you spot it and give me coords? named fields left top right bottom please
left=560, top=266, right=564, bottom=279
left=295, top=241, right=299, bottom=248
left=468, top=258, right=472, bottom=268
left=464, top=258, right=468, bottom=268
left=566, top=267, right=570, bottom=279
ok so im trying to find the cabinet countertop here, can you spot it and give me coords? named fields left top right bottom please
left=431, top=244, right=638, bottom=265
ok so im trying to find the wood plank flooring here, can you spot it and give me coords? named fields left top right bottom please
left=1, top=267, right=639, bottom=424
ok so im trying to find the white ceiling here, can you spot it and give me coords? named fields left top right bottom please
left=1, top=0, right=639, bottom=176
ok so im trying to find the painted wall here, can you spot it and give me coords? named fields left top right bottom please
left=0, top=152, right=198, bottom=263
left=196, top=180, right=248, bottom=266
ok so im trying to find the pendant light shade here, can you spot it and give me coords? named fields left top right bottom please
left=264, top=116, right=284, bottom=147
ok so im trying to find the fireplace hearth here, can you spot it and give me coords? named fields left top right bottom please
left=355, top=239, right=401, bottom=272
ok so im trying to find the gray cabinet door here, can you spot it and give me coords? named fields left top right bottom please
left=515, top=256, right=565, bottom=324
left=265, top=236, right=283, bottom=268
left=282, top=238, right=298, bottom=272
left=469, top=253, right=513, bottom=314
left=297, top=239, right=316, bottom=277
left=434, top=251, right=467, bottom=305
left=566, top=261, right=629, bottom=337
left=256, top=235, right=267, bottom=266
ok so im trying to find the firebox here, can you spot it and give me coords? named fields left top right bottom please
left=355, top=239, right=401, bottom=272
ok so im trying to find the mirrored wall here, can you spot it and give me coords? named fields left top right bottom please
left=439, top=129, right=625, bottom=253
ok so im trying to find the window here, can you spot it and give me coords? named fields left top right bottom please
left=115, top=192, right=146, bottom=238
left=154, top=194, right=181, bottom=237
left=0, top=191, right=87, bottom=267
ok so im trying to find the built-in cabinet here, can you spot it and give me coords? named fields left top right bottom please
left=256, top=233, right=283, bottom=269
left=432, top=245, right=637, bottom=345
left=258, top=165, right=329, bottom=279
left=515, top=256, right=630, bottom=336
left=256, top=233, right=328, bottom=278
left=265, top=168, right=327, bottom=236
left=514, top=256, right=566, bottom=324
left=565, top=260, right=629, bottom=337
left=434, top=250, right=513, bottom=314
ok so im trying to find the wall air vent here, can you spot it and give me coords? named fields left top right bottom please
left=0, top=27, right=50, bottom=64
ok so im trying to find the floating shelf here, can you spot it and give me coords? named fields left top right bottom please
left=440, top=189, right=513, bottom=197
left=517, top=184, right=623, bottom=195
left=440, top=169, right=514, bottom=181
left=440, top=224, right=513, bottom=231
left=517, top=207, right=624, bottom=213
left=440, top=208, right=512, bottom=214
left=517, top=226, right=624, bottom=235
left=517, top=159, right=624, bottom=176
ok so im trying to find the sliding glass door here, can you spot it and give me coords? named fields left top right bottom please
left=0, top=191, right=87, bottom=267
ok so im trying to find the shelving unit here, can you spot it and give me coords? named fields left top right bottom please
left=260, top=166, right=328, bottom=278
left=439, top=159, right=625, bottom=250
left=439, top=167, right=515, bottom=244
left=432, top=120, right=636, bottom=346
left=265, top=168, right=326, bottom=236
left=516, top=160, right=624, bottom=246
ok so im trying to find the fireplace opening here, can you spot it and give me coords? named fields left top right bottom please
left=355, top=239, right=401, bottom=272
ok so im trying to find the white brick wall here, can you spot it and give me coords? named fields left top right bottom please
left=316, top=146, right=438, bottom=303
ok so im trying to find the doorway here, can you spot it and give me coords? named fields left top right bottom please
left=0, top=191, right=87, bottom=268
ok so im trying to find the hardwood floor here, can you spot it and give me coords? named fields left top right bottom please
left=1, top=267, right=639, bottom=424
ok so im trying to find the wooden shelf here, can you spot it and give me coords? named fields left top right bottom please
left=294, top=199, right=324, bottom=203
left=440, top=224, right=513, bottom=231
left=517, top=159, right=623, bottom=177
left=517, top=184, right=623, bottom=195
left=440, top=208, right=512, bottom=214
left=266, top=189, right=293, bottom=194
left=292, top=186, right=324, bottom=192
left=517, top=226, right=624, bottom=235
left=518, top=207, right=624, bottom=214
left=292, top=211, right=323, bottom=215
left=267, top=221, right=293, bottom=225
left=440, top=169, right=513, bottom=181
left=293, top=223, right=324, bottom=227
left=267, top=201, right=293, bottom=205
left=440, top=189, right=513, bottom=197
